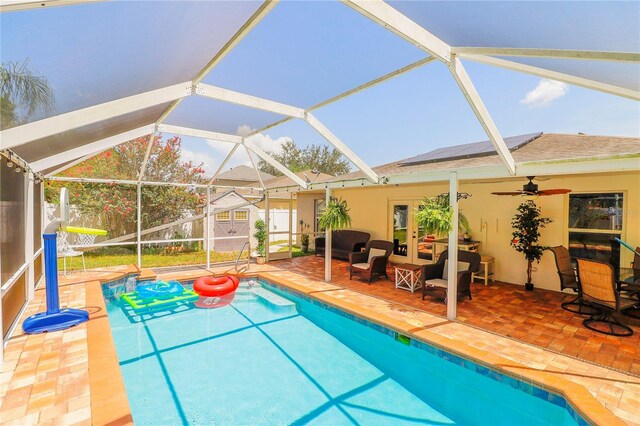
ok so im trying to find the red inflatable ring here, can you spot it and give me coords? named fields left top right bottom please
left=193, top=275, right=239, bottom=297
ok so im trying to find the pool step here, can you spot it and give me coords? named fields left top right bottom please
left=250, top=288, right=297, bottom=314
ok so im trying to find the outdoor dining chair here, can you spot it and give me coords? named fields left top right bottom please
left=576, top=258, right=637, bottom=337
left=549, top=246, right=600, bottom=315
left=57, top=231, right=97, bottom=275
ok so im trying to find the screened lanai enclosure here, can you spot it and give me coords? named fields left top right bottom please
left=1, top=0, right=638, bottom=350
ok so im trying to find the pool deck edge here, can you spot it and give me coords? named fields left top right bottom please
left=86, top=279, right=133, bottom=426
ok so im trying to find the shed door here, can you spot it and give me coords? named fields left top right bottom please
left=213, top=209, right=250, bottom=252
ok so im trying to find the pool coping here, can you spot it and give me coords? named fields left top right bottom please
left=85, top=266, right=625, bottom=426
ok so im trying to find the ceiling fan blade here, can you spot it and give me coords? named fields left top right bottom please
left=537, top=189, right=572, bottom=196
left=491, top=191, right=526, bottom=196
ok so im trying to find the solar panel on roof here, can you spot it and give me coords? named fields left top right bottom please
left=399, top=132, right=542, bottom=166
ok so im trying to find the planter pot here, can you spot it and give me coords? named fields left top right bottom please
left=256, top=256, right=266, bottom=265
left=525, top=282, right=534, bottom=291
left=301, top=245, right=309, bottom=253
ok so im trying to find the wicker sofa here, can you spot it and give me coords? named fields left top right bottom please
left=315, top=230, right=370, bottom=260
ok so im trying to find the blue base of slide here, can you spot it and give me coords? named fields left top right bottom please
left=22, top=309, right=89, bottom=334
left=23, top=230, right=89, bottom=334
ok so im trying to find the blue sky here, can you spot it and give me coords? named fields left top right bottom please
left=2, top=1, right=638, bottom=176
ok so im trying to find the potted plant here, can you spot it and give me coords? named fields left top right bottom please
left=415, top=194, right=470, bottom=237
left=253, top=218, right=267, bottom=264
left=510, top=200, right=552, bottom=291
left=318, top=197, right=352, bottom=231
left=299, top=219, right=310, bottom=253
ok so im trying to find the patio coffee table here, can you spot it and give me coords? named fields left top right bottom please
left=395, top=263, right=422, bottom=293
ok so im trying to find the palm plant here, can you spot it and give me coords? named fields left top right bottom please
left=253, top=219, right=267, bottom=259
left=1, top=59, right=55, bottom=129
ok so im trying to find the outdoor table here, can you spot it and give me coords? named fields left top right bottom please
left=395, top=263, right=422, bottom=293
left=432, top=238, right=481, bottom=262
left=616, top=267, right=640, bottom=319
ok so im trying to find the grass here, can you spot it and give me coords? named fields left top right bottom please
left=276, top=245, right=315, bottom=258
left=58, top=250, right=245, bottom=271
left=58, top=247, right=315, bottom=271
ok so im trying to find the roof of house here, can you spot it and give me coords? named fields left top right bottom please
left=333, top=133, right=640, bottom=181
left=213, top=165, right=274, bottom=183
left=264, top=169, right=334, bottom=189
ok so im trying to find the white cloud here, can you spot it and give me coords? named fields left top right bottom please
left=180, top=148, right=219, bottom=175
left=236, top=124, right=291, bottom=155
left=520, top=79, right=569, bottom=108
left=189, top=124, right=292, bottom=174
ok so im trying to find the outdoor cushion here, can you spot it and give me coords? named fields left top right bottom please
left=352, top=263, right=370, bottom=270
left=424, top=278, right=448, bottom=288
left=368, top=248, right=387, bottom=263
left=442, top=260, right=471, bottom=280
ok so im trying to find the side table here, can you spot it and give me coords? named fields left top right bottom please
left=395, top=263, right=422, bottom=293
left=472, top=255, right=495, bottom=286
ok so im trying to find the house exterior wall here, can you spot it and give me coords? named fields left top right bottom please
left=296, top=171, right=639, bottom=292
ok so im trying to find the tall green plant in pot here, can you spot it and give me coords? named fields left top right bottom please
left=299, top=220, right=310, bottom=253
left=319, top=197, right=352, bottom=231
left=415, top=194, right=470, bottom=237
left=510, top=200, right=552, bottom=291
left=253, top=219, right=267, bottom=264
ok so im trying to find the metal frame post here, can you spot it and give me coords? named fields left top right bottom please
left=137, top=183, right=142, bottom=268
left=206, top=186, right=211, bottom=269
left=265, top=192, right=270, bottom=263
left=447, top=172, right=459, bottom=320
left=288, top=193, right=293, bottom=258
left=325, top=187, right=332, bottom=282
left=25, top=174, right=35, bottom=300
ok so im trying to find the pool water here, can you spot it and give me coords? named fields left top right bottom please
left=104, top=278, right=580, bottom=425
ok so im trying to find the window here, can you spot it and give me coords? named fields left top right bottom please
left=393, top=205, right=408, bottom=256
left=234, top=210, right=248, bottom=221
left=215, top=211, right=230, bottom=221
left=314, top=199, right=325, bottom=232
left=568, top=193, right=624, bottom=267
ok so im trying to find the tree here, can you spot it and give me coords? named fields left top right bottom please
left=510, top=200, right=552, bottom=290
left=45, top=135, right=206, bottom=239
left=257, top=140, right=351, bottom=176
left=1, top=60, right=55, bottom=129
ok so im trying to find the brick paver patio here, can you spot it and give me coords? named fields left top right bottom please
left=273, top=255, right=640, bottom=377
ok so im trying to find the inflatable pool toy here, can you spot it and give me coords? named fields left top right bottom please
left=193, top=275, right=239, bottom=308
left=121, top=280, right=198, bottom=313
left=136, top=281, right=185, bottom=300
left=23, top=188, right=108, bottom=334
left=193, top=275, right=239, bottom=297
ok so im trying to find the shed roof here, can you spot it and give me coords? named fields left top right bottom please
left=264, top=169, right=334, bottom=189
left=213, top=165, right=274, bottom=183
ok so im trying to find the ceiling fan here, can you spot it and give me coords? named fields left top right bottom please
left=491, top=176, right=571, bottom=197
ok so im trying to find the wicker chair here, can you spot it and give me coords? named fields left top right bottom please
left=349, top=240, right=394, bottom=284
left=576, top=258, right=637, bottom=336
left=549, top=246, right=600, bottom=315
left=421, top=250, right=480, bottom=302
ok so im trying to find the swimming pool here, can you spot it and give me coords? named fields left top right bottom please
left=103, top=277, right=585, bottom=425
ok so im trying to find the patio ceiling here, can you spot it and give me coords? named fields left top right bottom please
left=1, top=0, right=638, bottom=189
